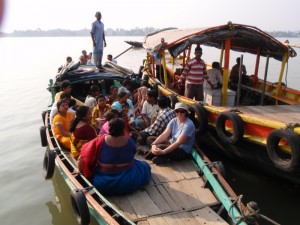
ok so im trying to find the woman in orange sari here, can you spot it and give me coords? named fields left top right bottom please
left=70, top=106, right=97, bottom=159
left=52, top=100, right=75, bottom=149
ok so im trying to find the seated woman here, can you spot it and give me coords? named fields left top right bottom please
left=80, top=118, right=151, bottom=195
left=70, top=106, right=97, bottom=159
left=146, top=102, right=195, bottom=165
left=52, top=100, right=75, bottom=149
left=111, top=92, right=135, bottom=118
left=91, top=95, right=111, bottom=131
left=84, top=85, right=100, bottom=108
left=106, top=85, right=119, bottom=105
left=99, top=109, right=120, bottom=136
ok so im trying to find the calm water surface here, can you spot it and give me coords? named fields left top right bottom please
left=0, top=36, right=299, bottom=225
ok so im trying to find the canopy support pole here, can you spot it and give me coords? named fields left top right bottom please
left=221, top=38, right=231, bottom=106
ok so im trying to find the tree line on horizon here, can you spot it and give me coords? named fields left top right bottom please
left=1, top=27, right=300, bottom=38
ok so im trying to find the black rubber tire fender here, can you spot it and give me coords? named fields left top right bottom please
left=41, top=111, right=47, bottom=125
left=267, top=128, right=300, bottom=172
left=70, top=189, right=90, bottom=225
left=216, top=111, right=244, bottom=144
left=43, top=149, right=56, bottom=179
left=167, top=94, right=178, bottom=109
left=188, top=103, right=208, bottom=135
left=40, top=126, right=48, bottom=147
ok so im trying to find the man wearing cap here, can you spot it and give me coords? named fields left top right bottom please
left=146, top=102, right=195, bottom=165
left=179, top=46, right=213, bottom=101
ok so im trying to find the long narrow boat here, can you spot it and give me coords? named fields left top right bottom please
left=125, top=40, right=143, bottom=48
left=141, top=23, right=300, bottom=184
left=40, top=63, right=258, bottom=225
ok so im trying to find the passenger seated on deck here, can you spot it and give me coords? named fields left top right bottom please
left=229, top=57, right=247, bottom=90
left=111, top=92, right=135, bottom=118
left=58, top=56, right=74, bottom=74
left=99, top=109, right=120, bottom=136
left=91, top=95, right=111, bottom=132
left=52, top=100, right=75, bottom=149
left=49, top=92, right=75, bottom=125
left=84, top=84, right=100, bottom=108
left=80, top=50, right=89, bottom=65
left=86, top=52, right=94, bottom=65
left=70, top=106, right=97, bottom=159
left=54, top=80, right=85, bottom=107
left=79, top=118, right=151, bottom=195
left=204, top=61, right=223, bottom=89
left=133, top=80, right=148, bottom=115
left=134, top=90, right=159, bottom=129
left=145, top=102, right=195, bottom=165
left=118, top=79, right=132, bottom=99
left=138, top=96, right=176, bottom=146
left=105, top=54, right=117, bottom=64
left=106, top=85, right=118, bottom=105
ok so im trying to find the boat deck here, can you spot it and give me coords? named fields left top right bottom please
left=106, top=154, right=227, bottom=225
left=224, top=104, right=300, bottom=124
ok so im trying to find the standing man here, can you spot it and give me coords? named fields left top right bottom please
left=91, top=11, right=107, bottom=69
left=179, top=46, right=213, bottom=101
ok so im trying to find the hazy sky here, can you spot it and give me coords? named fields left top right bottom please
left=1, top=0, right=299, bottom=33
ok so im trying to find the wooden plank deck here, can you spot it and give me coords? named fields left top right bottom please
left=226, top=104, right=300, bottom=124
left=107, top=153, right=227, bottom=225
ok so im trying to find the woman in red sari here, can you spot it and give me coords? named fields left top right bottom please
left=70, top=106, right=97, bottom=159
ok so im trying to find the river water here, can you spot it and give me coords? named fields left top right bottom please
left=0, top=36, right=299, bottom=225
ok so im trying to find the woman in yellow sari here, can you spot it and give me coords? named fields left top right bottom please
left=70, top=106, right=97, bottom=159
left=52, top=100, right=75, bottom=149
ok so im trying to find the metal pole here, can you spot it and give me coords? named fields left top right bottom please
left=236, top=55, right=243, bottom=106
left=260, top=54, right=270, bottom=105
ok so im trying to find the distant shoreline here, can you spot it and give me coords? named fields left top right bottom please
left=1, top=27, right=300, bottom=38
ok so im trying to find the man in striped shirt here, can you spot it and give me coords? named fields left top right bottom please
left=179, top=46, right=213, bottom=101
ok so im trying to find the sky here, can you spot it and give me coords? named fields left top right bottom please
left=1, top=0, right=299, bottom=33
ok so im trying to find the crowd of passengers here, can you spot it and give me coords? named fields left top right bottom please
left=50, top=79, right=195, bottom=195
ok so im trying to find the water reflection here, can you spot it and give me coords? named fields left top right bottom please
left=46, top=168, right=79, bottom=225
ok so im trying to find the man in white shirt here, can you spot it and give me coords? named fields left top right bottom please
left=135, top=90, right=159, bottom=129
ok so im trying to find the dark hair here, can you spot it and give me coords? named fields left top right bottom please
left=141, top=80, right=148, bottom=87
left=212, top=61, right=220, bottom=69
left=195, top=46, right=202, bottom=52
left=147, top=90, right=157, bottom=99
left=109, top=118, right=125, bottom=137
left=70, top=106, right=90, bottom=132
left=110, top=85, right=118, bottom=93
left=118, top=91, right=127, bottom=99
left=69, top=99, right=76, bottom=107
left=157, top=96, right=169, bottom=109
left=122, top=102, right=129, bottom=108
left=56, top=100, right=69, bottom=113
left=122, top=79, right=131, bottom=86
left=106, top=109, right=119, bottom=121
left=89, top=85, right=99, bottom=94
left=60, top=80, right=71, bottom=91
left=60, top=92, right=71, bottom=100
left=96, top=94, right=105, bottom=102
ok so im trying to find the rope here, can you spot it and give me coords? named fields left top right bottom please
left=228, top=195, right=280, bottom=225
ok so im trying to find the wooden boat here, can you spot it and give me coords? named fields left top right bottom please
left=141, top=22, right=300, bottom=184
left=40, top=63, right=258, bottom=225
left=125, top=40, right=143, bottom=48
